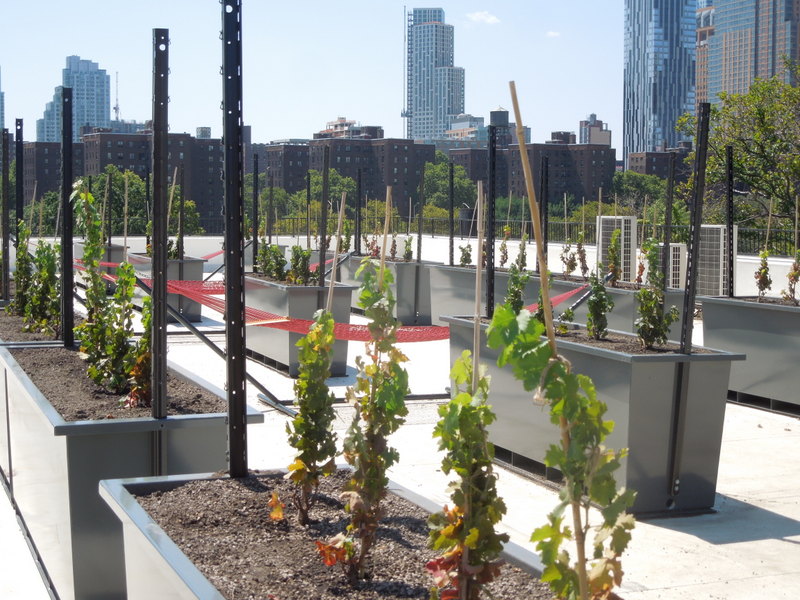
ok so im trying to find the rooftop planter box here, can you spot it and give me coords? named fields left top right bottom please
left=74, top=241, right=127, bottom=292
left=702, top=296, right=800, bottom=410
left=339, top=255, right=438, bottom=325
left=0, top=345, right=263, bottom=600
left=443, top=315, right=744, bottom=516
left=429, top=264, right=581, bottom=325
left=99, top=471, right=544, bottom=599
left=570, top=285, right=687, bottom=340
left=244, top=276, right=355, bottom=377
left=128, top=252, right=207, bottom=322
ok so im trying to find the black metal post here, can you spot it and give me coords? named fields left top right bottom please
left=2, top=130, right=10, bottom=302
left=267, top=173, right=274, bottom=245
left=178, top=164, right=185, bottom=260
left=355, top=168, right=362, bottom=255
left=319, top=146, right=330, bottom=287
left=252, top=153, right=259, bottom=270
left=660, top=152, right=676, bottom=307
left=222, top=1, right=248, bottom=478
left=448, top=161, right=454, bottom=266
left=151, top=29, right=170, bottom=439
left=539, top=155, right=549, bottom=273
left=668, top=102, right=711, bottom=502
left=61, top=90, right=74, bottom=346
left=15, top=120, right=23, bottom=240
left=486, top=125, right=497, bottom=318
left=417, top=163, right=424, bottom=261
left=726, top=145, right=735, bottom=298
left=305, top=170, right=311, bottom=249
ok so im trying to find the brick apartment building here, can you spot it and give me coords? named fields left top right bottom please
left=22, top=142, right=85, bottom=204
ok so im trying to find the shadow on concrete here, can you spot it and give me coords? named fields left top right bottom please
left=645, top=493, right=800, bottom=544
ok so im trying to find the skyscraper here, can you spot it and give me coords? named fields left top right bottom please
left=37, top=56, right=110, bottom=142
left=0, top=67, right=5, bottom=135
left=705, top=0, right=799, bottom=103
left=623, top=0, right=696, bottom=165
left=405, top=8, right=465, bottom=141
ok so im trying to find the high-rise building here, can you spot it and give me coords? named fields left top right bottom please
left=0, top=67, right=5, bottom=164
left=405, top=8, right=465, bottom=141
left=623, top=0, right=696, bottom=166
left=579, top=114, right=612, bottom=146
left=695, top=1, right=715, bottom=109
left=37, top=56, right=111, bottom=143
left=705, top=0, right=799, bottom=103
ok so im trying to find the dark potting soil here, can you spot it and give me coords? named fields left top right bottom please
left=136, top=470, right=555, bottom=600
left=8, top=344, right=225, bottom=421
left=0, top=309, right=60, bottom=342
left=556, top=328, right=711, bottom=355
left=732, top=295, right=799, bottom=307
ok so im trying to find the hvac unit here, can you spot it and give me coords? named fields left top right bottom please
left=596, top=216, right=638, bottom=282
left=656, top=243, right=688, bottom=289
left=695, top=224, right=738, bottom=296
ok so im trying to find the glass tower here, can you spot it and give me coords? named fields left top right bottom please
left=623, top=0, right=696, bottom=165
left=37, top=56, right=110, bottom=142
left=707, top=0, right=799, bottom=102
left=405, top=8, right=465, bottom=141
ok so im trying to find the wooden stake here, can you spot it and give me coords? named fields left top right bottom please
left=642, top=195, right=648, bottom=244
left=28, top=182, right=38, bottom=231
left=379, top=187, right=392, bottom=287
left=326, top=191, right=347, bottom=313
left=472, top=181, right=485, bottom=391
left=794, top=195, right=798, bottom=253
left=765, top=197, right=774, bottom=252
left=38, top=195, right=44, bottom=237
left=563, top=192, right=568, bottom=239
left=123, top=172, right=129, bottom=262
left=598, top=187, right=603, bottom=218
left=166, top=165, right=178, bottom=233
left=509, top=81, right=557, bottom=352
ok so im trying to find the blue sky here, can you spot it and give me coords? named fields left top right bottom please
left=1, top=1, right=624, bottom=146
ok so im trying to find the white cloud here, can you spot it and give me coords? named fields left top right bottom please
left=466, top=11, right=500, bottom=25
left=546, top=31, right=561, bottom=38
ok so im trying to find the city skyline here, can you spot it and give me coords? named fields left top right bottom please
left=0, top=1, right=624, bottom=146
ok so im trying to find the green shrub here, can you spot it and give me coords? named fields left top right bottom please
left=634, top=240, right=679, bottom=349
left=782, top=250, right=800, bottom=305
left=23, top=240, right=61, bottom=337
left=286, top=245, right=314, bottom=285
left=257, top=243, right=287, bottom=280
left=586, top=269, right=614, bottom=340
left=403, top=236, right=414, bottom=262
left=504, top=263, right=530, bottom=314
left=459, top=243, right=472, bottom=267
left=606, top=229, right=622, bottom=287
left=8, top=219, right=34, bottom=317
left=754, top=249, right=772, bottom=302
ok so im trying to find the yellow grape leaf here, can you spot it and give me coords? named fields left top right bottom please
left=268, top=491, right=285, bottom=521
left=464, top=527, right=480, bottom=549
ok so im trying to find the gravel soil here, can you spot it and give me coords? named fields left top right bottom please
left=137, top=470, right=555, bottom=600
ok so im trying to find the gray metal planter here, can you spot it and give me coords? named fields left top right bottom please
left=0, top=346, right=263, bottom=600
left=244, top=276, right=354, bottom=377
left=702, top=296, right=800, bottom=410
left=128, top=253, right=207, bottom=322
left=443, top=316, right=743, bottom=515
left=569, top=285, right=686, bottom=340
left=99, top=472, right=544, bottom=599
left=429, top=265, right=582, bottom=325
left=340, top=256, right=437, bottom=325
left=74, top=241, right=127, bottom=291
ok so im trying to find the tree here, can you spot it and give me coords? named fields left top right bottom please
left=287, top=169, right=356, bottom=218
left=677, top=62, right=800, bottom=228
left=611, top=170, right=667, bottom=214
left=422, top=154, right=477, bottom=210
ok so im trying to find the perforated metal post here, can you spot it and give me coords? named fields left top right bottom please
left=355, top=168, right=362, bottom=255
left=252, top=153, right=259, bottom=269
left=222, top=0, right=248, bottom=478
left=15, top=120, right=23, bottom=241
left=668, top=102, right=711, bottom=503
left=1, top=130, right=9, bottom=302
left=448, top=161, right=454, bottom=266
left=178, top=165, right=185, bottom=260
left=538, top=155, right=549, bottom=272
left=61, top=89, right=74, bottom=347
left=319, top=146, right=330, bottom=288
left=726, top=145, right=734, bottom=298
left=267, top=173, right=274, bottom=245
left=486, top=125, right=497, bottom=318
left=417, top=163, right=424, bottom=260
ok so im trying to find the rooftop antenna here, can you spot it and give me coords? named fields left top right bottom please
left=113, top=71, right=120, bottom=121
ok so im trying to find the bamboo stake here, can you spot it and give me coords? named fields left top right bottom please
left=326, top=191, right=347, bottom=313
left=614, top=193, right=618, bottom=217
left=520, top=196, right=527, bottom=239
left=509, top=82, right=557, bottom=352
left=581, top=196, right=585, bottom=233
left=598, top=187, right=602, bottom=218
left=642, top=195, right=648, bottom=244
left=379, top=187, right=392, bottom=287
left=123, top=172, right=129, bottom=262
left=166, top=165, right=178, bottom=234
left=28, top=182, right=38, bottom=231
left=101, top=173, right=111, bottom=243
left=472, top=182, right=485, bottom=392
left=510, top=80, right=587, bottom=600
left=795, top=195, right=798, bottom=253
left=563, top=193, right=568, bottom=240
left=38, top=194, right=44, bottom=237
